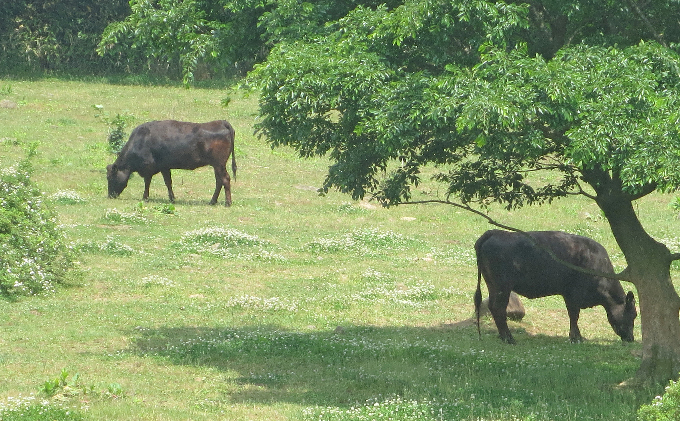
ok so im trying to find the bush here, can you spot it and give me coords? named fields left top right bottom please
left=106, top=113, right=134, bottom=154
left=93, top=105, right=133, bottom=154
left=638, top=378, right=680, bottom=421
left=0, top=158, right=73, bottom=296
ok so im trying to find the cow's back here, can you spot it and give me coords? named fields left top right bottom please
left=476, top=230, right=617, bottom=301
left=476, top=230, right=556, bottom=298
left=117, top=120, right=234, bottom=173
left=529, top=231, right=622, bottom=306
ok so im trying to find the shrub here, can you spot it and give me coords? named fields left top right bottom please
left=0, top=159, right=73, bottom=296
left=638, top=379, right=680, bottom=421
left=93, top=105, right=134, bottom=154
left=672, top=197, right=680, bottom=217
left=106, top=113, right=133, bottom=153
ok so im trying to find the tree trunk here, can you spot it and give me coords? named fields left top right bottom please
left=635, top=271, right=680, bottom=382
left=597, top=190, right=680, bottom=384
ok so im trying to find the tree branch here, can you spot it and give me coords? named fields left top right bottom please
left=402, top=199, right=631, bottom=282
left=628, top=182, right=658, bottom=201
left=574, top=182, right=597, bottom=200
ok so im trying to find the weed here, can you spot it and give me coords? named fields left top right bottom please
left=105, top=383, right=125, bottom=399
left=305, top=228, right=413, bottom=256
left=50, top=190, right=87, bottom=205
left=336, top=202, right=368, bottom=215
left=304, top=396, right=440, bottom=421
left=37, top=369, right=126, bottom=412
left=180, top=227, right=266, bottom=248
left=426, top=245, right=475, bottom=266
left=0, top=396, right=85, bottom=421
left=226, top=295, right=298, bottom=312
left=174, top=227, right=285, bottom=261
left=74, top=236, right=135, bottom=256
left=40, top=369, right=79, bottom=398
left=139, top=274, right=176, bottom=288
left=93, top=105, right=134, bottom=154
left=102, top=207, right=148, bottom=225
left=154, top=203, right=176, bottom=215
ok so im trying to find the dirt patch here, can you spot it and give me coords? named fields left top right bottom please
left=0, top=100, right=17, bottom=108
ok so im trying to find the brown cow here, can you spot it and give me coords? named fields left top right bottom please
left=107, top=120, right=236, bottom=206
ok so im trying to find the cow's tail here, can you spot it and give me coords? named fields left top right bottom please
left=473, top=230, right=494, bottom=340
left=474, top=266, right=483, bottom=340
left=231, top=140, right=237, bottom=181
left=226, top=121, right=237, bottom=181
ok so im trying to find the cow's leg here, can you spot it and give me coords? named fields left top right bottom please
left=565, top=299, right=584, bottom=343
left=161, top=170, right=175, bottom=203
left=489, top=289, right=515, bottom=344
left=143, top=176, right=153, bottom=201
left=211, top=166, right=231, bottom=206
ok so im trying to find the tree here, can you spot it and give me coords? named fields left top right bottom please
left=250, top=0, right=680, bottom=383
left=98, top=0, right=234, bottom=85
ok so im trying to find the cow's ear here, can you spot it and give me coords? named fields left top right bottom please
left=626, top=291, right=635, bottom=306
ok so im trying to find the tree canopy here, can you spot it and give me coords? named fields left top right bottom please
left=250, top=0, right=680, bottom=383
left=251, top=0, right=680, bottom=207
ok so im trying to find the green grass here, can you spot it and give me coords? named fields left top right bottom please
left=1, top=78, right=679, bottom=420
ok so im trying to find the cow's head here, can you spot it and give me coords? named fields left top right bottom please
left=106, top=164, right=131, bottom=198
left=608, top=291, right=637, bottom=342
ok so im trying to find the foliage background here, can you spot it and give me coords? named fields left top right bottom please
left=0, top=0, right=407, bottom=82
left=0, top=0, right=130, bottom=74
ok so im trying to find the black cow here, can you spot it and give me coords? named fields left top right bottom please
left=474, top=230, right=637, bottom=344
left=107, top=120, right=236, bottom=206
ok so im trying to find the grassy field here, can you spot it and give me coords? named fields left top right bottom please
left=0, top=78, right=678, bottom=420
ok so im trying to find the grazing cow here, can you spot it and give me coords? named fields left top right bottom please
left=107, top=120, right=236, bottom=206
left=474, top=230, right=637, bottom=344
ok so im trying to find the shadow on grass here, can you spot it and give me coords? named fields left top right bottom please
left=124, top=322, right=654, bottom=420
